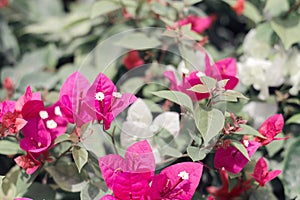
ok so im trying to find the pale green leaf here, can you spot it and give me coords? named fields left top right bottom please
left=264, top=0, right=289, bottom=18
left=0, top=140, right=23, bottom=155
left=231, top=140, right=250, bottom=161
left=223, top=90, right=249, bottom=101
left=46, top=163, right=88, bottom=192
left=200, top=76, right=217, bottom=90
left=152, top=90, right=194, bottom=112
left=115, top=32, right=161, bottom=50
left=183, top=0, right=203, bottom=6
left=187, top=146, right=206, bottom=161
left=91, top=0, right=121, bottom=19
left=194, top=106, right=224, bottom=144
left=24, top=183, right=55, bottom=199
left=233, top=124, right=266, bottom=138
left=188, top=84, right=209, bottom=93
left=80, top=182, right=106, bottom=200
left=266, top=133, right=284, bottom=157
left=72, top=146, right=88, bottom=173
left=283, top=138, right=300, bottom=198
left=249, top=187, right=277, bottom=200
left=151, top=2, right=168, bottom=16
left=271, top=16, right=300, bottom=49
left=286, top=114, right=300, bottom=124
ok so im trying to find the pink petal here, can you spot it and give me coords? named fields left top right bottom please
left=215, top=58, right=237, bottom=76
left=15, top=118, right=27, bottom=132
left=100, top=195, right=118, bottom=200
left=15, top=86, right=41, bottom=112
left=125, top=140, right=155, bottom=173
left=111, top=93, right=137, bottom=120
left=158, top=162, right=203, bottom=199
left=0, top=100, right=16, bottom=121
left=164, top=71, right=178, bottom=90
left=258, top=114, right=284, bottom=145
left=21, top=100, right=44, bottom=120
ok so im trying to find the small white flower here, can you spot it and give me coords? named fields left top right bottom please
left=243, top=140, right=249, bottom=147
left=95, top=92, right=105, bottom=101
left=46, top=120, right=57, bottom=129
left=54, top=106, right=63, bottom=117
left=113, top=92, right=122, bottom=98
left=178, top=171, right=189, bottom=180
left=39, top=111, right=49, bottom=119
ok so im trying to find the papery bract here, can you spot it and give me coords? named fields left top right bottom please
left=207, top=168, right=250, bottom=200
left=251, top=157, right=281, bottom=186
left=15, top=86, right=41, bottom=112
left=148, top=162, right=203, bottom=200
left=214, top=140, right=260, bottom=174
left=99, top=140, right=155, bottom=199
left=0, top=100, right=16, bottom=121
left=255, top=114, right=285, bottom=145
left=14, top=153, right=41, bottom=174
left=231, top=0, right=245, bottom=16
left=177, top=15, right=216, bottom=34
left=85, top=73, right=136, bottom=130
left=123, top=50, right=144, bottom=70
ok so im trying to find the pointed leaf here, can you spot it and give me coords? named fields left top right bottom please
left=234, top=124, right=266, bottom=138
left=187, top=146, right=206, bottom=161
left=0, top=140, right=23, bottom=155
left=91, top=0, right=121, bottom=19
left=72, top=146, right=88, bottom=173
left=115, top=33, right=161, bottom=50
left=286, top=114, right=300, bottom=124
left=231, top=140, right=250, bottom=161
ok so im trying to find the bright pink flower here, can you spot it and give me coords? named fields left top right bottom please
left=207, top=168, right=250, bottom=200
left=251, top=157, right=281, bottom=186
left=164, top=70, right=210, bottom=101
left=20, top=118, right=52, bottom=153
left=177, top=15, right=216, bottom=34
left=0, top=0, right=8, bottom=8
left=255, top=114, right=286, bottom=146
left=85, top=73, right=137, bottom=130
left=21, top=100, right=68, bottom=140
left=123, top=50, right=144, bottom=70
left=214, top=140, right=260, bottom=174
left=14, top=153, right=41, bottom=174
left=59, top=71, right=92, bottom=126
left=0, top=100, right=16, bottom=121
left=231, top=0, right=245, bottom=16
left=15, top=86, right=41, bottom=112
left=99, top=140, right=155, bottom=199
left=100, top=195, right=118, bottom=200
left=147, top=162, right=203, bottom=200
left=121, top=8, right=132, bottom=19
left=205, top=56, right=239, bottom=90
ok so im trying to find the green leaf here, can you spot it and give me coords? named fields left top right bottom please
left=46, top=163, right=88, bottom=192
left=91, top=0, right=121, bottom=19
left=72, top=146, right=88, bottom=173
left=188, top=84, right=209, bottom=93
left=120, top=77, right=145, bottom=94
left=249, top=187, right=277, bottom=200
left=115, top=32, right=161, bottom=50
left=0, top=140, right=23, bottom=155
left=200, top=76, right=217, bottom=90
left=233, top=124, right=266, bottom=138
left=286, top=114, right=300, bottom=124
left=24, top=183, right=55, bottom=199
left=194, top=106, right=224, bottom=144
left=283, top=138, right=300, bottom=198
left=44, top=43, right=58, bottom=70
left=271, top=16, right=300, bottom=49
left=222, top=90, right=249, bottom=102
left=80, top=182, right=106, bottom=200
left=265, top=133, right=284, bottom=157
left=151, top=2, right=168, bottom=16
left=181, top=24, right=204, bottom=41
left=162, top=145, right=183, bottom=158
left=187, top=146, right=206, bottom=161
left=264, top=0, right=289, bottom=18
left=231, top=140, right=250, bottom=161
left=54, top=134, right=70, bottom=145
left=183, top=0, right=203, bottom=6
left=152, top=90, right=194, bottom=112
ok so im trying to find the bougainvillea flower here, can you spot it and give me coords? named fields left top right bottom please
left=214, top=140, right=260, bottom=174
left=0, top=100, right=16, bottom=121
left=21, top=100, right=68, bottom=140
left=120, top=98, right=180, bottom=162
left=205, top=56, right=239, bottom=90
left=207, top=168, right=251, bottom=200
left=255, top=114, right=286, bottom=146
left=20, top=118, right=52, bottom=153
left=251, top=157, right=281, bottom=186
left=0, top=0, right=8, bottom=8
left=177, top=15, right=216, bottom=34
left=164, top=70, right=210, bottom=101
left=123, top=50, right=144, bottom=70
left=85, top=72, right=137, bottom=130
left=14, top=198, right=33, bottom=200
left=59, top=71, right=92, bottom=126
left=99, top=140, right=155, bottom=199
left=14, top=153, right=41, bottom=175
left=231, top=0, right=245, bottom=16
left=15, top=86, right=41, bottom=112
left=147, top=162, right=203, bottom=200
left=1, top=111, right=27, bottom=135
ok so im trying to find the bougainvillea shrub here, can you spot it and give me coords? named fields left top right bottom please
left=0, top=0, right=300, bottom=199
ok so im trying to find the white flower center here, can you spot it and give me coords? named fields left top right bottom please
left=243, top=140, right=249, bottom=147
left=178, top=171, right=189, bottom=180
left=54, top=106, right=63, bottom=116
left=113, top=92, right=122, bottom=98
left=46, top=120, right=57, bottom=129
left=181, top=68, right=189, bottom=75
left=39, top=111, right=49, bottom=119
left=196, top=71, right=205, bottom=78
left=95, top=92, right=105, bottom=101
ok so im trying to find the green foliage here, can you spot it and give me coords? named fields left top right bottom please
left=0, top=140, right=23, bottom=155
left=115, top=32, right=161, bottom=50
left=72, top=146, right=89, bottom=173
